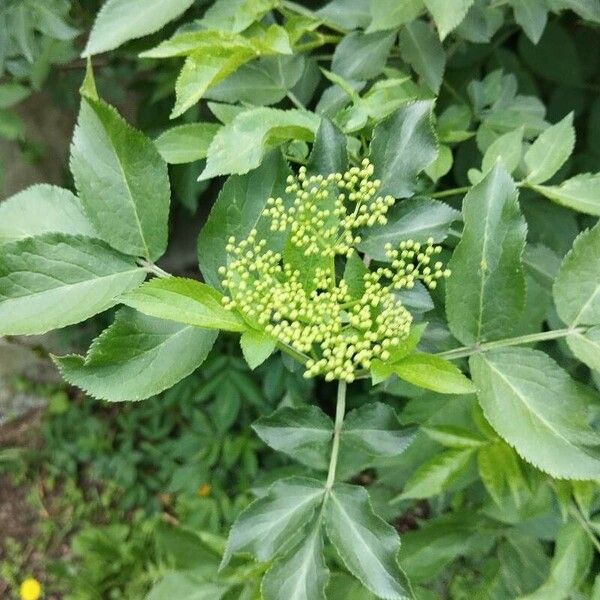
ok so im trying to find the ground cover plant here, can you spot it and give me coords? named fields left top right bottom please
left=1, top=0, right=600, bottom=598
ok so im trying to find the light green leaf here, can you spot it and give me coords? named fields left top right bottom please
left=399, top=20, right=445, bottom=92
left=550, top=0, right=600, bottom=22
left=0, top=234, right=145, bottom=336
left=200, top=0, right=278, bottom=32
left=422, top=426, right=486, bottom=448
left=0, top=82, right=29, bottom=108
left=530, top=172, right=600, bottom=216
left=222, top=477, right=325, bottom=566
left=70, top=96, right=170, bottom=261
left=525, top=113, right=575, bottom=184
left=55, top=309, right=217, bottom=402
left=200, top=107, right=319, bottom=180
left=477, top=441, right=527, bottom=507
left=147, top=572, right=231, bottom=600
left=317, top=0, right=371, bottom=30
left=121, top=277, right=246, bottom=332
left=342, top=403, right=415, bottom=456
left=446, top=164, right=527, bottom=344
left=401, top=448, right=476, bottom=499
left=481, top=127, right=524, bottom=175
left=369, top=101, right=438, bottom=198
left=240, top=329, right=276, bottom=369
left=470, top=348, right=600, bottom=479
left=367, top=0, right=424, bottom=32
left=510, top=0, right=548, bottom=44
left=0, top=184, right=95, bottom=244
left=83, top=0, right=194, bottom=56
left=154, top=123, right=220, bottom=164
left=325, top=483, right=411, bottom=600
left=307, top=117, right=347, bottom=177
left=423, top=0, right=474, bottom=39
left=424, top=144, right=453, bottom=182
left=567, top=327, right=600, bottom=372
left=252, top=406, right=332, bottom=470
left=30, top=1, right=79, bottom=40
left=262, top=524, right=329, bottom=600
left=523, top=243, right=561, bottom=291
left=332, top=31, right=396, bottom=81
left=554, top=223, right=600, bottom=326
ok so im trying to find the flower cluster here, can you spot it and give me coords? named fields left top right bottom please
left=219, top=162, right=450, bottom=382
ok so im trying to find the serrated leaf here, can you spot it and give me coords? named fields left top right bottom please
left=200, top=108, right=319, bottom=180
left=252, top=406, right=332, bottom=470
left=446, top=164, right=527, bottom=344
left=399, top=20, right=445, bottom=93
left=200, top=0, right=278, bottom=33
left=423, top=426, right=486, bottom=448
left=306, top=117, right=347, bottom=177
left=332, top=31, right=396, bottom=81
left=510, top=0, right=548, bottom=44
left=70, top=96, right=170, bottom=261
left=83, top=0, right=194, bottom=56
left=55, top=309, right=217, bottom=402
left=531, top=173, right=600, bottom=216
left=567, top=327, right=600, bottom=371
left=423, top=0, right=474, bottom=39
left=367, top=0, right=424, bottom=32
left=325, top=484, right=410, bottom=600
left=0, top=234, right=145, bottom=336
left=470, top=348, right=600, bottom=479
left=222, top=477, right=325, bottom=567
left=120, top=277, right=246, bottom=332
left=240, top=329, right=276, bottom=369
left=525, top=113, right=575, bottom=185
left=477, top=441, right=527, bottom=507
left=0, top=184, right=95, bottom=244
left=154, top=123, right=220, bottom=164
left=554, top=223, right=600, bottom=326
left=481, top=127, right=523, bottom=175
left=317, top=0, right=371, bottom=30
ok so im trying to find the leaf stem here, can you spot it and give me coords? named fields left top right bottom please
left=286, top=91, right=306, bottom=110
left=139, top=260, right=170, bottom=278
left=326, top=380, right=347, bottom=490
left=430, top=186, right=471, bottom=198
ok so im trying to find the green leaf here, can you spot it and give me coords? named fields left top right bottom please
left=325, top=483, right=410, bottom=600
left=566, top=326, right=600, bottom=372
left=306, top=117, right=347, bottom=177
left=121, top=277, right=247, bottom=332
left=83, top=0, right=195, bottom=56
left=446, top=164, right=527, bottom=344
left=200, top=0, right=278, bottom=33
left=551, top=0, right=600, bottom=23
left=358, top=198, right=459, bottom=260
left=240, top=329, right=276, bottom=369
left=200, top=108, right=319, bottom=180
left=470, top=348, right=600, bottom=479
left=0, top=82, right=29, bottom=108
left=154, top=123, right=220, bottom=164
left=510, top=0, right=548, bottom=44
left=222, top=477, right=325, bottom=566
left=198, top=152, right=289, bottom=289
left=477, top=441, right=527, bottom=507
left=0, top=234, right=145, bottom=336
left=530, top=173, right=600, bottom=216
left=252, top=406, right=332, bottom=470
left=481, top=127, right=524, bottom=175
left=70, top=96, right=170, bottom=261
left=262, top=524, right=329, bottom=600
left=0, top=185, right=95, bottom=244
left=332, top=31, right=396, bottom=81
left=554, top=223, right=600, bottom=326
left=401, top=448, right=476, bottom=499
left=317, top=0, right=371, bottom=30
left=342, top=403, right=415, bottom=456
left=392, top=353, right=476, bottom=395
left=55, top=309, right=217, bottom=402
left=367, top=0, right=424, bottom=32
left=422, top=426, right=486, bottom=448
left=524, top=113, right=575, bottom=185
left=369, top=101, right=438, bottom=198
left=423, top=0, right=474, bottom=39
left=147, top=572, right=231, bottom=600
left=399, top=20, right=445, bottom=93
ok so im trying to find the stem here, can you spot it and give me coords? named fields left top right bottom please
left=286, top=91, right=306, bottom=110
left=437, top=327, right=586, bottom=361
left=569, top=504, right=600, bottom=554
left=326, top=380, right=347, bottom=490
left=139, top=260, right=170, bottom=278
left=430, top=186, right=471, bottom=199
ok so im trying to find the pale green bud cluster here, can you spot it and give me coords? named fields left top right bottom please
left=219, top=165, right=451, bottom=383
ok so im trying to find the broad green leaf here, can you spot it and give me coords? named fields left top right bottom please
left=200, top=108, right=319, bottom=180
left=0, top=234, right=145, bottom=336
left=306, top=117, right=347, bottom=177
left=0, top=82, right=29, bottom=108
left=0, top=184, right=95, bottom=244
left=252, top=406, right=332, bottom=470
left=342, top=403, right=415, bottom=456
left=327, top=574, right=377, bottom=599
left=369, top=101, right=438, bottom=198
left=55, top=309, right=217, bottom=402
left=520, top=522, right=593, bottom=600
left=262, top=524, right=329, bottom=600
left=525, top=113, right=575, bottom=185
left=422, top=426, right=486, bottom=448
left=446, top=164, right=527, bottom=344
left=399, top=20, right=445, bottom=93
left=197, top=152, right=290, bottom=288
left=200, top=0, right=278, bottom=32
left=567, top=327, right=600, bottom=372
left=222, top=477, right=325, bottom=566
left=554, top=223, right=600, bottom=326
left=550, top=0, right=600, bottom=22
left=317, top=0, right=371, bottom=30
left=392, top=353, right=476, bottom=395
left=240, top=329, right=276, bottom=369
left=70, top=96, right=170, bottom=261
left=30, top=1, right=79, bottom=40
left=367, top=0, right=424, bottom=32
left=154, top=123, right=220, bottom=164
left=510, top=0, right=548, bottom=44
left=83, top=0, right=194, bottom=56
left=325, top=483, right=410, bottom=600
left=146, top=572, right=231, bottom=600
left=332, top=31, right=396, bottom=81
left=477, top=441, right=527, bottom=507
left=424, top=144, right=452, bottom=182
left=401, top=448, right=476, bottom=499
left=423, top=0, right=474, bottom=39
left=523, top=244, right=560, bottom=291
left=358, top=198, right=459, bottom=260
left=470, top=348, right=600, bottom=479
left=531, top=173, right=600, bottom=216
left=481, top=127, right=524, bottom=175
left=121, top=277, right=246, bottom=332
